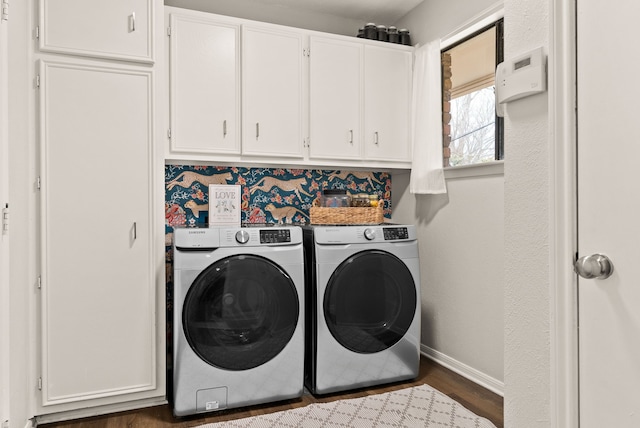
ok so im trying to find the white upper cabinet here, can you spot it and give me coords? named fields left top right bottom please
left=39, top=0, right=156, bottom=63
left=363, top=45, right=413, bottom=162
left=309, top=36, right=362, bottom=160
left=162, top=7, right=414, bottom=168
left=168, top=11, right=240, bottom=155
left=242, top=25, right=305, bottom=158
left=309, top=37, right=413, bottom=165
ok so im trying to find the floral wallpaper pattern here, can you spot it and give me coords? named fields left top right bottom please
left=165, top=165, right=392, bottom=236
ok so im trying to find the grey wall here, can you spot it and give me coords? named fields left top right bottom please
left=396, top=0, right=500, bottom=46
left=394, top=0, right=505, bottom=392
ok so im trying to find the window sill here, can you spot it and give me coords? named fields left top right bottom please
left=444, top=160, right=504, bottom=179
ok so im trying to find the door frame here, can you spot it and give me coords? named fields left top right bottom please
left=550, top=0, right=579, bottom=426
left=0, top=11, right=10, bottom=426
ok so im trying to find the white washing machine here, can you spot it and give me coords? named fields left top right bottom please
left=303, top=224, right=421, bottom=395
left=172, top=225, right=305, bottom=417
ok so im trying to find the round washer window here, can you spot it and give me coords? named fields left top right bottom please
left=183, top=254, right=299, bottom=370
left=323, top=249, right=416, bottom=354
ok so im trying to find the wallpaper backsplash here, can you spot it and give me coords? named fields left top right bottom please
left=165, top=165, right=392, bottom=235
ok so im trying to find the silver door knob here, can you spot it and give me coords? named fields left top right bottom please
left=574, top=253, right=613, bottom=280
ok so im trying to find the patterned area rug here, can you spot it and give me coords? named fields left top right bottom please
left=197, top=384, right=497, bottom=428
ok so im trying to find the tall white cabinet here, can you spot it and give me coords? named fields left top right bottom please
left=35, top=0, right=165, bottom=420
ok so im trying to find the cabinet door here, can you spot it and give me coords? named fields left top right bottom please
left=38, top=60, right=161, bottom=408
left=364, top=46, right=413, bottom=162
left=39, top=0, right=155, bottom=63
left=169, top=12, right=240, bottom=155
left=309, top=37, right=362, bottom=160
left=242, top=26, right=305, bottom=158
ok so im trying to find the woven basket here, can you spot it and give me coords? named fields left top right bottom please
left=309, top=198, right=384, bottom=225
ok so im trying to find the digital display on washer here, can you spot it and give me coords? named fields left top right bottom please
left=260, top=229, right=291, bottom=244
left=383, top=227, right=409, bottom=240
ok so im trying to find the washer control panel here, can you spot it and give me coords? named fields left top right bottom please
left=260, top=228, right=291, bottom=244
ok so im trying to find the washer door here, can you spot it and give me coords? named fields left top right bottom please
left=183, top=254, right=299, bottom=370
left=323, top=249, right=417, bottom=354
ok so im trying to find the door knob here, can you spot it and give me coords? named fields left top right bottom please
left=574, top=253, right=614, bottom=280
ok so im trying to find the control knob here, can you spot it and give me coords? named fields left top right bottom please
left=235, top=229, right=250, bottom=244
left=364, top=228, right=376, bottom=241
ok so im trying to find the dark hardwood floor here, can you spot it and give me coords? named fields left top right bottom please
left=40, top=357, right=503, bottom=428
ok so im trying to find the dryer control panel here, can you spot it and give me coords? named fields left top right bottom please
left=383, top=227, right=409, bottom=240
left=309, top=224, right=416, bottom=244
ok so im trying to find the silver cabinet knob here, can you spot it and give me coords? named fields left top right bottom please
left=574, top=253, right=614, bottom=280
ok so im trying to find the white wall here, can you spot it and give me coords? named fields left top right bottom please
left=6, top=0, right=35, bottom=426
left=164, top=0, right=361, bottom=35
left=502, top=0, right=551, bottom=425
left=393, top=0, right=505, bottom=393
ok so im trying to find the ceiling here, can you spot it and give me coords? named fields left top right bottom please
left=252, top=0, right=425, bottom=24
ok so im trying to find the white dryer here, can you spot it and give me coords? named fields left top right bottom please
left=172, top=225, right=304, bottom=417
left=303, top=224, right=421, bottom=395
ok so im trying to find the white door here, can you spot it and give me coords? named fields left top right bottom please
left=168, top=11, right=240, bottom=155
left=242, top=26, right=305, bottom=158
left=38, top=0, right=154, bottom=63
left=577, top=1, right=640, bottom=426
left=39, top=59, right=159, bottom=409
left=309, top=36, right=362, bottom=160
left=363, top=45, right=412, bottom=162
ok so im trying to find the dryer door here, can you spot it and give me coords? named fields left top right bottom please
left=183, top=254, right=299, bottom=370
left=323, top=249, right=417, bottom=354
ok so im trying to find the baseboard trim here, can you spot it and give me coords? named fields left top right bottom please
left=35, top=397, right=168, bottom=425
left=420, top=345, right=504, bottom=397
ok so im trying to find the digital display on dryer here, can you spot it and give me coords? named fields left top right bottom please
left=260, top=229, right=291, bottom=244
left=383, top=227, right=409, bottom=240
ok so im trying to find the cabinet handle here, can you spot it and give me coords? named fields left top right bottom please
left=129, top=12, right=136, bottom=32
left=349, top=129, right=353, bottom=144
left=374, top=131, right=379, bottom=145
left=223, top=120, right=227, bottom=138
left=133, top=222, right=137, bottom=240
left=256, top=122, right=260, bottom=139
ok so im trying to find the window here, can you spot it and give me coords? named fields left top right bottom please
left=442, top=19, right=504, bottom=167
